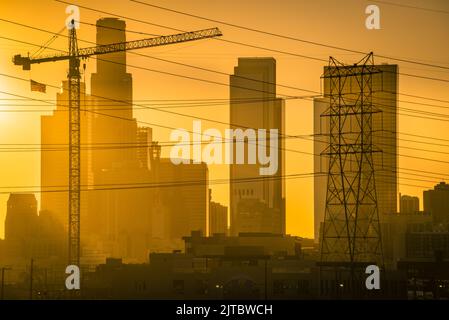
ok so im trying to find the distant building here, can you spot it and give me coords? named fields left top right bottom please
left=5, top=194, right=38, bottom=242
left=397, top=258, right=449, bottom=299
left=406, top=232, right=449, bottom=259
left=136, top=126, right=153, bottom=170
left=88, top=18, right=153, bottom=263
left=80, top=232, right=405, bottom=300
left=209, top=200, right=228, bottom=236
left=400, top=194, right=420, bottom=214
left=90, top=17, right=137, bottom=172
left=150, top=144, right=209, bottom=239
left=183, top=231, right=306, bottom=257
left=381, top=212, right=432, bottom=267
left=229, top=57, right=285, bottom=236
left=3, top=194, right=65, bottom=262
left=424, top=182, right=449, bottom=227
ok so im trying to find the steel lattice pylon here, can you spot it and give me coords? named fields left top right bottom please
left=320, top=53, right=384, bottom=267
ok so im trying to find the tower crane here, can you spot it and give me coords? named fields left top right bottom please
left=12, top=20, right=222, bottom=268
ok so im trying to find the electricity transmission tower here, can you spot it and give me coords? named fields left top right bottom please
left=320, top=53, right=384, bottom=269
left=13, top=20, right=222, bottom=267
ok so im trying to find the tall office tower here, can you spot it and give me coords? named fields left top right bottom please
left=41, top=81, right=91, bottom=230
left=372, top=64, right=398, bottom=219
left=400, top=194, right=420, bottom=214
left=424, top=182, right=449, bottom=226
left=314, top=63, right=398, bottom=243
left=87, top=18, right=152, bottom=262
left=229, top=58, right=285, bottom=236
left=90, top=17, right=137, bottom=171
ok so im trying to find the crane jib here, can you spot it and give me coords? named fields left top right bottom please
left=12, top=27, right=222, bottom=70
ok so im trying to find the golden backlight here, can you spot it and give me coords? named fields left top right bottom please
left=0, top=0, right=448, bottom=242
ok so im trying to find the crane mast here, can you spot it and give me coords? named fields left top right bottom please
left=13, top=22, right=222, bottom=269
left=68, top=26, right=81, bottom=267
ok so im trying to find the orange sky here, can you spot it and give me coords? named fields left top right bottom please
left=0, top=0, right=449, bottom=239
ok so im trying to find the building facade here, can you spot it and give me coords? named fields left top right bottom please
left=209, top=200, right=228, bottom=235
left=400, top=194, right=420, bottom=214
left=229, top=57, right=285, bottom=236
left=424, top=182, right=449, bottom=227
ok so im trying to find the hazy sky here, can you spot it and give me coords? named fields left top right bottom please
left=0, top=0, right=448, bottom=238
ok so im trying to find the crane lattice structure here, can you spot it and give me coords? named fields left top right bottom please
left=13, top=21, right=222, bottom=268
left=320, top=53, right=384, bottom=270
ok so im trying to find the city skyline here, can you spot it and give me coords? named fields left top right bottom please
left=0, top=0, right=449, bottom=241
left=0, top=0, right=449, bottom=301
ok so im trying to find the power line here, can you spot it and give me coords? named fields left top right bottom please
left=3, top=15, right=449, bottom=108
left=3, top=172, right=320, bottom=190
left=0, top=17, right=317, bottom=97
left=0, top=88, right=321, bottom=164
left=3, top=118, right=449, bottom=158
left=388, top=92, right=449, bottom=105
left=3, top=93, right=449, bottom=124
left=0, top=97, right=295, bottom=102
left=1, top=96, right=449, bottom=113
left=53, top=0, right=449, bottom=84
left=130, top=0, right=449, bottom=72
left=78, top=20, right=160, bottom=37
left=31, top=25, right=66, bottom=58
left=107, top=29, right=449, bottom=102
left=3, top=73, right=449, bottom=171
left=1, top=23, right=449, bottom=178
left=370, top=0, right=449, bottom=15
left=3, top=130, right=449, bottom=160
left=5, top=72, right=449, bottom=167
left=0, top=97, right=303, bottom=110
left=0, top=172, right=317, bottom=195
left=0, top=170, right=440, bottom=195
left=2, top=97, right=449, bottom=122
left=0, top=94, right=445, bottom=197
left=2, top=133, right=449, bottom=159
left=1, top=84, right=448, bottom=187
left=2, top=21, right=449, bottom=119
left=0, top=35, right=302, bottom=100
left=3, top=67, right=449, bottom=177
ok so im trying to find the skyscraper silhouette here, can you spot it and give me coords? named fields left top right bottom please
left=5, top=194, right=38, bottom=243
left=229, top=58, right=285, bottom=236
left=88, top=18, right=153, bottom=262
left=90, top=18, right=137, bottom=171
